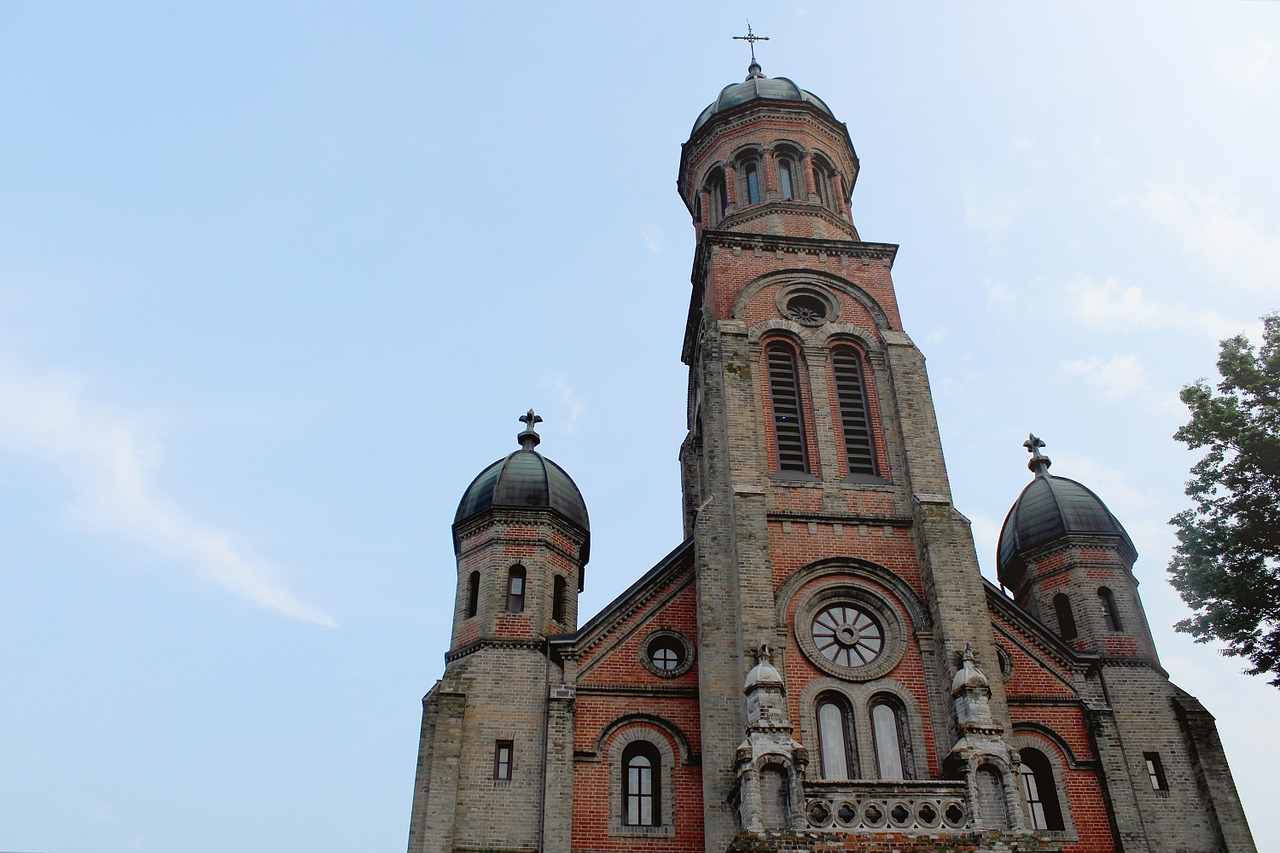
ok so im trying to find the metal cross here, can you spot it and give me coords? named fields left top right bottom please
left=733, top=21, right=769, bottom=64
left=519, top=409, right=543, bottom=431
left=1023, top=433, right=1045, bottom=459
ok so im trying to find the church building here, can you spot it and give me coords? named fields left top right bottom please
left=405, top=56, right=1256, bottom=853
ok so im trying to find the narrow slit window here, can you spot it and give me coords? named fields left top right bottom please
left=832, top=346, right=876, bottom=476
left=1053, top=594, right=1077, bottom=642
left=494, top=740, right=513, bottom=780
left=766, top=343, right=809, bottom=472
left=745, top=163, right=760, bottom=203
left=1099, top=587, right=1123, bottom=631
left=1144, top=752, right=1168, bottom=791
left=552, top=575, right=567, bottom=623
left=506, top=565, right=526, bottom=613
left=778, top=159, right=794, bottom=199
left=812, top=164, right=825, bottom=205
left=466, top=571, right=480, bottom=618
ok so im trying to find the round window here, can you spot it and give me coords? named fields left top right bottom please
left=810, top=603, right=884, bottom=667
left=794, top=583, right=907, bottom=681
left=640, top=630, right=694, bottom=677
left=785, top=293, right=828, bottom=325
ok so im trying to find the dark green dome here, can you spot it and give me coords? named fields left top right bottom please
left=996, top=462, right=1135, bottom=584
left=453, top=415, right=589, bottom=553
left=692, top=62, right=834, bottom=135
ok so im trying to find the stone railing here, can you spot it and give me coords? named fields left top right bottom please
left=801, top=779, right=971, bottom=832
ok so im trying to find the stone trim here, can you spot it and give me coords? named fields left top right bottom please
left=603, top=722, right=678, bottom=837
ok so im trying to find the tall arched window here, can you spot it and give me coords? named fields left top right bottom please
left=816, top=694, right=854, bottom=779
left=1019, top=748, right=1065, bottom=830
left=1053, top=593, right=1077, bottom=642
left=871, top=699, right=908, bottom=780
left=778, top=158, right=795, bottom=200
left=706, top=170, right=728, bottom=224
left=506, top=565, right=526, bottom=613
left=744, top=162, right=761, bottom=204
left=466, top=571, right=480, bottom=618
left=622, top=741, right=661, bottom=826
left=552, top=575, right=567, bottom=623
left=832, top=345, right=877, bottom=477
left=766, top=342, right=809, bottom=473
left=1098, top=587, right=1123, bottom=631
left=811, top=157, right=832, bottom=208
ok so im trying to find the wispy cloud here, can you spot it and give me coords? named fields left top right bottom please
left=641, top=225, right=663, bottom=254
left=1118, top=186, right=1280, bottom=296
left=964, top=181, right=1022, bottom=243
left=1060, top=275, right=1247, bottom=340
left=542, top=374, right=586, bottom=433
left=1216, top=37, right=1280, bottom=95
left=0, top=359, right=335, bottom=627
left=1061, top=352, right=1187, bottom=422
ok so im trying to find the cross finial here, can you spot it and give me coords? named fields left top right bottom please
left=1023, top=433, right=1051, bottom=476
left=733, top=20, right=769, bottom=69
left=517, top=408, right=543, bottom=450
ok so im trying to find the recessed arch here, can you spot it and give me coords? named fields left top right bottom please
left=733, top=270, right=894, bottom=332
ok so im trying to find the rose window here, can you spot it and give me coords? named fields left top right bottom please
left=810, top=604, right=884, bottom=667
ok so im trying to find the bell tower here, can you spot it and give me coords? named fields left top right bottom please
left=677, top=56, right=1023, bottom=848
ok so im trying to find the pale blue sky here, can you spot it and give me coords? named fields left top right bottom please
left=1, top=3, right=1277, bottom=851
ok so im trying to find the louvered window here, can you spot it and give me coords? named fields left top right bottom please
left=832, top=346, right=876, bottom=476
left=767, top=344, right=809, bottom=472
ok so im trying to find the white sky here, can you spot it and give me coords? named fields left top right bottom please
left=1, top=3, right=1277, bottom=851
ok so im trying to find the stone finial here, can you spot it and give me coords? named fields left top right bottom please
left=517, top=409, right=542, bottom=450
left=1024, top=433, right=1051, bottom=477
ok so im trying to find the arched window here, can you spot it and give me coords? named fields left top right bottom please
left=871, top=699, right=908, bottom=780
left=832, top=345, right=877, bottom=477
left=1098, top=587, right=1123, bottom=631
left=778, top=158, right=795, bottom=200
left=706, top=170, right=728, bottom=224
left=1019, top=748, right=1065, bottom=830
left=816, top=694, right=854, bottom=780
left=506, top=565, right=526, bottom=613
left=466, top=571, right=480, bottom=618
left=1053, top=594, right=1077, bottom=642
left=552, top=575, right=567, bottom=623
left=766, top=342, right=809, bottom=473
left=811, top=157, right=831, bottom=208
left=744, top=162, right=761, bottom=204
left=622, top=741, right=661, bottom=826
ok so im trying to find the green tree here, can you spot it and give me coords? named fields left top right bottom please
left=1170, top=313, right=1280, bottom=685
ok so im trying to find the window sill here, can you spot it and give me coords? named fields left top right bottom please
left=608, top=823, right=675, bottom=838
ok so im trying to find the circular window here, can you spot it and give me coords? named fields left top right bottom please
left=794, top=583, right=906, bottom=681
left=785, top=293, right=828, bottom=325
left=811, top=603, right=883, bottom=666
left=775, top=286, right=838, bottom=327
left=640, top=630, right=694, bottom=677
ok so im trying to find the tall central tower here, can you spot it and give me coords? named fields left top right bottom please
left=675, top=58, right=1020, bottom=847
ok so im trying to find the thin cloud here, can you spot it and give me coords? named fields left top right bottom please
left=0, top=359, right=335, bottom=627
left=1061, top=353, right=1185, bottom=421
left=1216, top=37, right=1280, bottom=95
left=1060, top=275, right=1247, bottom=340
left=1120, top=186, right=1280, bottom=296
left=641, top=225, right=663, bottom=254
left=541, top=374, right=586, bottom=433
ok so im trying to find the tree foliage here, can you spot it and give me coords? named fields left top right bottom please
left=1169, top=313, right=1280, bottom=684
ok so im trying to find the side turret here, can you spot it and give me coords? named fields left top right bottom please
left=997, top=435, right=1156, bottom=662
left=450, top=410, right=590, bottom=654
